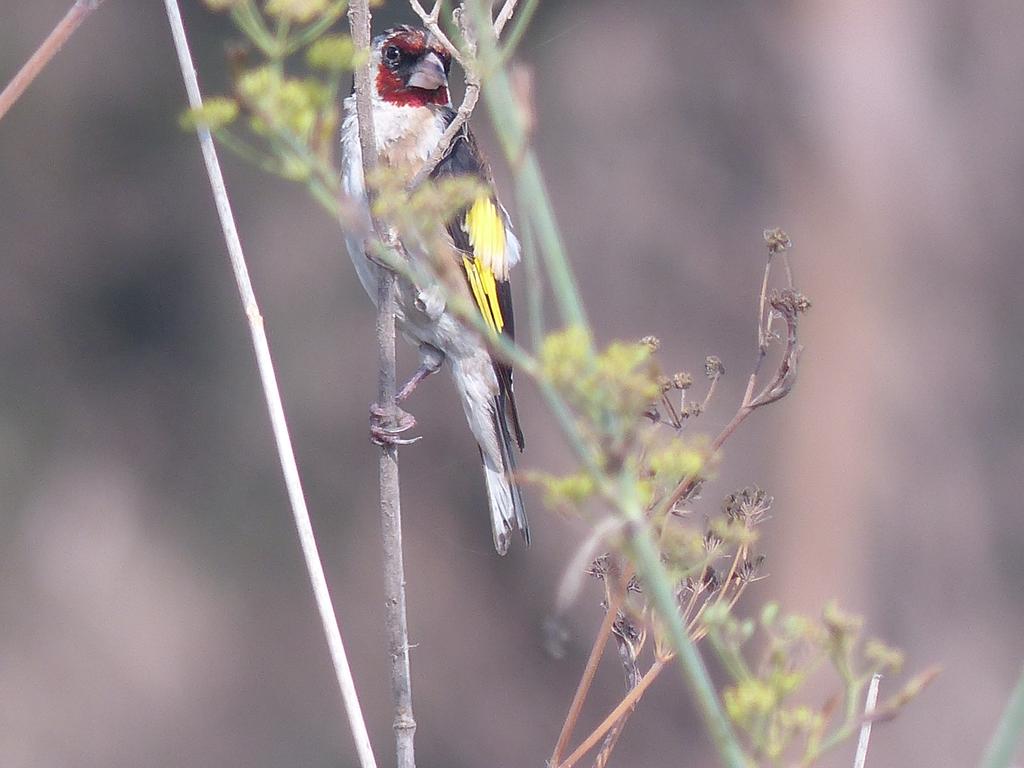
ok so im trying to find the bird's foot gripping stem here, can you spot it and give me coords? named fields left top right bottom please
left=369, top=402, right=421, bottom=447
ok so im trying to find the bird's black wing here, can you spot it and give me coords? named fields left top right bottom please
left=430, top=108, right=524, bottom=450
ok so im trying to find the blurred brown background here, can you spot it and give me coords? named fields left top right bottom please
left=2, top=1, right=1023, bottom=766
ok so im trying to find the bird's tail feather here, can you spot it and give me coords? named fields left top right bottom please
left=451, top=358, right=528, bottom=554
left=481, top=396, right=528, bottom=555
left=495, top=395, right=528, bottom=544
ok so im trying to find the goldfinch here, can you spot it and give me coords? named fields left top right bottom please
left=340, top=26, right=528, bottom=554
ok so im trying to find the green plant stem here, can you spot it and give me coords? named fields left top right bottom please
left=516, top=155, right=586, bottom=331
left=481, top=24, right=752, bottom=751
left=469, top=2, right=590, bottom=335
left=470, top=16, right=746, bottom=762
left=231, top=1, right=277, bottom=56
left=283, top=0, right=350, bottom=55
left=309, top=178, right=340, bottom=216
left=213, top=128, right=282, bottom=174
left=981, top=664, right=1024, bottom=768
left=517, top=205, right=545, bottom=349
left=804, top=675, right=869, bottom=765
left=706, top=626, right=752, bottom=684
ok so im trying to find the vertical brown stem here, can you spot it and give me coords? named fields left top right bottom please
left=377, top=265, right=415, bottom=768
left=348, top=1, right=415, bottom=766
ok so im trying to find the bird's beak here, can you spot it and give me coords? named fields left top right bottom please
left=407, top=51, right=447, bottom=91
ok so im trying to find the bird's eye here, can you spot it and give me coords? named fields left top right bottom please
left=383, top=45, right=401, bottom=66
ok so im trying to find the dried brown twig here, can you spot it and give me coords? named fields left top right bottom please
left=550, top=562, right=634, bottom=767
left=559, top=660, right=667, bottom=768
left=556, top=545, right=756, bottom=768
left=0, top=0, right=106, bottom=122
left=661, top=228, right=808, bottom=517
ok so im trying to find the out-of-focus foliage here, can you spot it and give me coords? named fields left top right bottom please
left=702, top=599, right=934, bottom=766
left=185, top=0, right=352, bottom=206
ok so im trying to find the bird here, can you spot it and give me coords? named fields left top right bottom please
left=340, top=25, right=528, bottom=555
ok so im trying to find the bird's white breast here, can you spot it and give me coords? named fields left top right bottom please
left=340, top=95, right=446, bottom=192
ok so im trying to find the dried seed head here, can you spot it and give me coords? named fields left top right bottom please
left=703, top=529, right=724, bottom=553
left=763, top=227, right=792, bottom=253
left=671, top=372, right=694, bottom=390
left=656, top=375, right=673, bottom=394
left=640, top=335, right=661, bottom=351
left=736, top=554, right=767, bottom=584
left=723, top=486, right=773, bottom=525
left=769, top=288, right=812, bottom=316
left=612, top=612, right=644, bottom=645
left=586, top=554, right=610, bottom=580
left=705, top=356, right=725, bottom=378
left=702, top=566, right=722, bottom=595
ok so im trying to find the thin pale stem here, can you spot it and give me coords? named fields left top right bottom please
left=282, top=0, right=349, bottom=55
left=493, top=0, right=520, bottom=36
left=162, top=3, right=376, bottom=768
left=756, top=254, right=773, bottom=352
left=410, top=0, right=469, bottom=68
left=714, top=543, right=748, bottom=611
left=349, top=1, right=417, bottom=766
left=469, top=1, right=591, bottom=334
left=0, top=0, right=105, bottom=123
left=519, top=203, right=545, bottom=349
left=853, top=674, right=881, bottom=768
left=701, top=373, right=721, bottom=412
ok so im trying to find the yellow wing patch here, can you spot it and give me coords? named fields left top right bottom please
left=462, top=197, right=507, bottom=335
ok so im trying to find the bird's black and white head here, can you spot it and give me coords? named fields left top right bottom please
left=372, top=26, right=452, bottom=107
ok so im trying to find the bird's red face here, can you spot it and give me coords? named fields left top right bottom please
left=375, top=28, right=452, bottom=107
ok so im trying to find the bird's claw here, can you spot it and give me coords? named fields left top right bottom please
left=369, top=403, right=421, bottom=447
